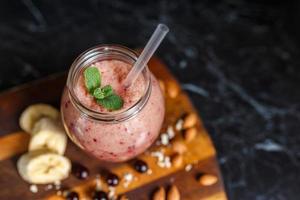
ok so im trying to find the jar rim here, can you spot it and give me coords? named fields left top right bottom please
left=66, top=44, right=152, bottom=123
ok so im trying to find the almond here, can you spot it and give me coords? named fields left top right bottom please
left=183, top=113, right=197, bottom=129
left=167, top=185, right=180, bottom=200
left=158, top=80, right=165, bottom=94
left=172, top=153, right=183, bottom=168
left=153, top=187, right=166, bottom=200
left=167, top=81, right=179, bottom=98
left=198, top=174, right=218, bottom=186
left=184, top=127, right=197, bottom=142
left=172, top=141, right=187, bottom=154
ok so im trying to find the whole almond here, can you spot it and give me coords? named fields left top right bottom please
left=184, top=127, right=197, bottom=142
left=183, top=113, right=197, bottom=129
left=167, top=81, right=179, bottom=98
left=167, top=185, right=180, bottom=200
left=172, top=153, right=183, bottom=168
left=198, top=174, right=218, bottom=186
left=159, top=80, right=165, bottom=94
left=153, top=187, right=166, bottom=200
left=172, top=141, right=187, bottom=154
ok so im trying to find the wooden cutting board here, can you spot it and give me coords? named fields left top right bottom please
left=0, top=57, right=227, bottom=200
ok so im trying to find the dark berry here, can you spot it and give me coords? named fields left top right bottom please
left=66, top=191, right=79, bottom=200
left=106, top=173, right=119, bottom=186
left=72, top=163, right=89, bottom=180
left=134, top=159, right=148, bottom=173
left=93, top=190, right=108, bottom=200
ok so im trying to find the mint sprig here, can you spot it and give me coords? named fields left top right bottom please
left=97, top=94, right=123, bottom=111
left=84, top=67, right=123, bottom=110
left=84, top=66, right=101, bottom=93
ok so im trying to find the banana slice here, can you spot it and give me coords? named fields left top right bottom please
left=19, top=104, right=60, bottom=133
left=29, top=118, right=67, bottom=155
left=17, top=149, right=71, bottom=184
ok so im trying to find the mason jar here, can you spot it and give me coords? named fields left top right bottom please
left=61, top=45, right=165, bottom=162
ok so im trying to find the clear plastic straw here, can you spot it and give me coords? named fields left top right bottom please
left=123, top=24, right=169, bottom=88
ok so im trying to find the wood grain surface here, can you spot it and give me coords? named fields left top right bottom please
left=0, top=57, right=227, bottom=200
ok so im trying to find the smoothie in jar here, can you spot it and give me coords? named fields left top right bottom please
left=61, top=45, right=165, bottom=162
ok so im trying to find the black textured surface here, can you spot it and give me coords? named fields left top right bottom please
left=1, top=1, right=300, bottom=199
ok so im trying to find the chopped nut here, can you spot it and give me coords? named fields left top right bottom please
left=159, top=80, right=165, bottom=94
left=175, top=119, right=183, bottom=131
left=167, top=81, right=179, bottom=98
left=153, top=187, right=166, bottom=200
left=164, top=156, right=171, bottom=168
left=157, top=156, right=171, bottom=168
left=198, top=174, right=218, bottom=186
left=172, top=153, right=183, bottom=168
left=184, top=127, right=197, bottom=142
left=172, top=141, right=187, bottom=154
left=161, top=133, right=169, bottom=145
left=123, top=173, right=134, bottom=188
left=151, top=151, right=171, bottom=168
left=167, top=126, right=175, bottom=139
left=151, top=151, right=164, bottom=162
left=54, top=180, right=61, bottom=190
left=183, top=113, right=197, bottom=129
left=185, top=164, right=193, bottom=172
left=147, top=169, right=153, bottom=175
left=29, top=184, right=38, bottom=193
left=150, top=150, right=172, bottom=168
left=108, top=186, right=116, bottom=199
left=124, top=173, right=133, bottom=182
left=167, top=185, right=180, bottom=200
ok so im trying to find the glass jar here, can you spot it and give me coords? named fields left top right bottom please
left=61, top=45, right=165, bottom=162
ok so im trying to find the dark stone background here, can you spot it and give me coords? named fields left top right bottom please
left=1, top=0, right=300, bottom=199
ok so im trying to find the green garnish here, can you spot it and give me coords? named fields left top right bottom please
left=93, top=85, right=114, bottom=99
left=97, top=94, right=124, bottom=111
left=84, top=67, right=123, bottom=110
left=84, top=66, right=101, bottom=93
left=93, top=88, right=105, bottom=99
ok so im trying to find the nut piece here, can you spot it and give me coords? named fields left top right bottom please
left=184, top=127, right=197, bottom=142
left=167, top=185, right=180, bottom=200
left=183, top=113, right=197, bottom=129
left=159, top=80, right=165, bottom=94
left=172, top=154, right=183, bottom=168
left=172, top=141, right=187, bottom=154
left=167, top=81, right=179, bottom=98
left=198, top=174, right=218, bottom=186
left=153, top=187, right=166, bottom=200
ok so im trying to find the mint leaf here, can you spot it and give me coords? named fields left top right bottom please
left=93, top=85, right=113, bottom=99
left=97, top=94, right=124, bottom=110
left=84, top=67, right=101, bottom=93
left=84, top=66, right=123, bottom=111
left=93, top=88, right=105, bottom=99
left=101, top=85, right=113, bottom=97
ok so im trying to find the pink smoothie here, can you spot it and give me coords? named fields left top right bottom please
left=61, top=60, right=165, bottom=162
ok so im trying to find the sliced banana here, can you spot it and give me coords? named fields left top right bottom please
left=17, top=149, right=71, bottom=184
left=29, top=117, right=67, bottom=155
left=19, top=104, right=60, bottom=133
